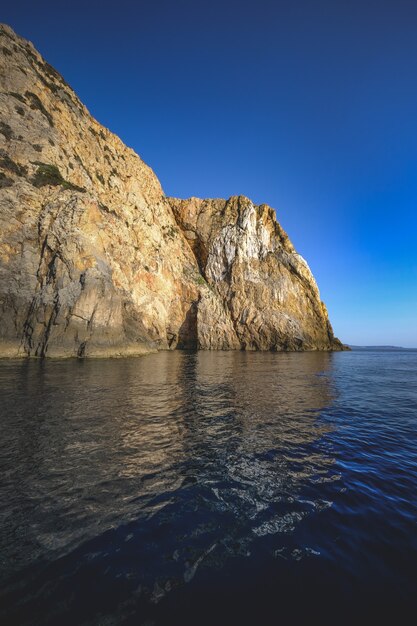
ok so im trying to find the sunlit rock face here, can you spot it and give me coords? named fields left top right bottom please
left=0, top=24, right=200, bottom=357
left=0, top=24, right=343, bottom=357
left=169, top=196, right=343, bottom=351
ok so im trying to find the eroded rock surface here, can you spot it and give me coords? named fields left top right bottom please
left=169, top=196, right=343, bottom=351
left=0, top=24, right=343, bottom=357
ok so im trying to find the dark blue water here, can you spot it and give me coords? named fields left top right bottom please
left=1, top=350, right=417, bottom=624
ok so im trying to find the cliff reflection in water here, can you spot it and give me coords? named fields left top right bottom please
left=0, top=351, right=339, bottom=623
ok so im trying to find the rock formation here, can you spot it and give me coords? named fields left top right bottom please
left=0, top=24, right=344, bottom=357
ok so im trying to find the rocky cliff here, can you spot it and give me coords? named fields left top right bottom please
left=0, top=24, right=344, bottom=357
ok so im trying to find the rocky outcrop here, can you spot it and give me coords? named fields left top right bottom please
left=0, top=24, right=344, bottom=357
left=169, top=197, right=343, bottom=351
left=0, top=24, right=201, bottom=358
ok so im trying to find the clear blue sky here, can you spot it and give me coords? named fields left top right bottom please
left=3, top=0, right=417, bottom=346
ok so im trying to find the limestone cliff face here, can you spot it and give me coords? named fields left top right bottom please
left=0, top=24, right=200, bottom=357
left=0, top=24, right=343, bottom=357
left=169, top=197, right=343, bottom=351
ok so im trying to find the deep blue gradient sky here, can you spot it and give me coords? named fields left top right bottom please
left=3, top=1, right=417, bottom=346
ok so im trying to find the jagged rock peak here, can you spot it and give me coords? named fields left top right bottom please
left=169, top=195, right=343, bottom=351
left=0, top=24, right=344, bottom=357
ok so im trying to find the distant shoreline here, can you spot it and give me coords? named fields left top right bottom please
left=348, top=345, right=417, bottom=351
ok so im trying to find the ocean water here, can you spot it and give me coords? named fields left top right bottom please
left=0, top=349, right=416, bottom=624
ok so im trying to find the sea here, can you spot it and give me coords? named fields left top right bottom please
left=0, top=348, right=416, bottom=624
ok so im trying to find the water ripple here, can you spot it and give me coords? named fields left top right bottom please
left=1, top=350, right=417, bottom=623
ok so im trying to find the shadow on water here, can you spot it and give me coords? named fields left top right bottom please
left=1, top=350, right=417, bottom=623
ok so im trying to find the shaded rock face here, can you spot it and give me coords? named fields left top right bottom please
left=0, top=24, right=343, bottom=357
